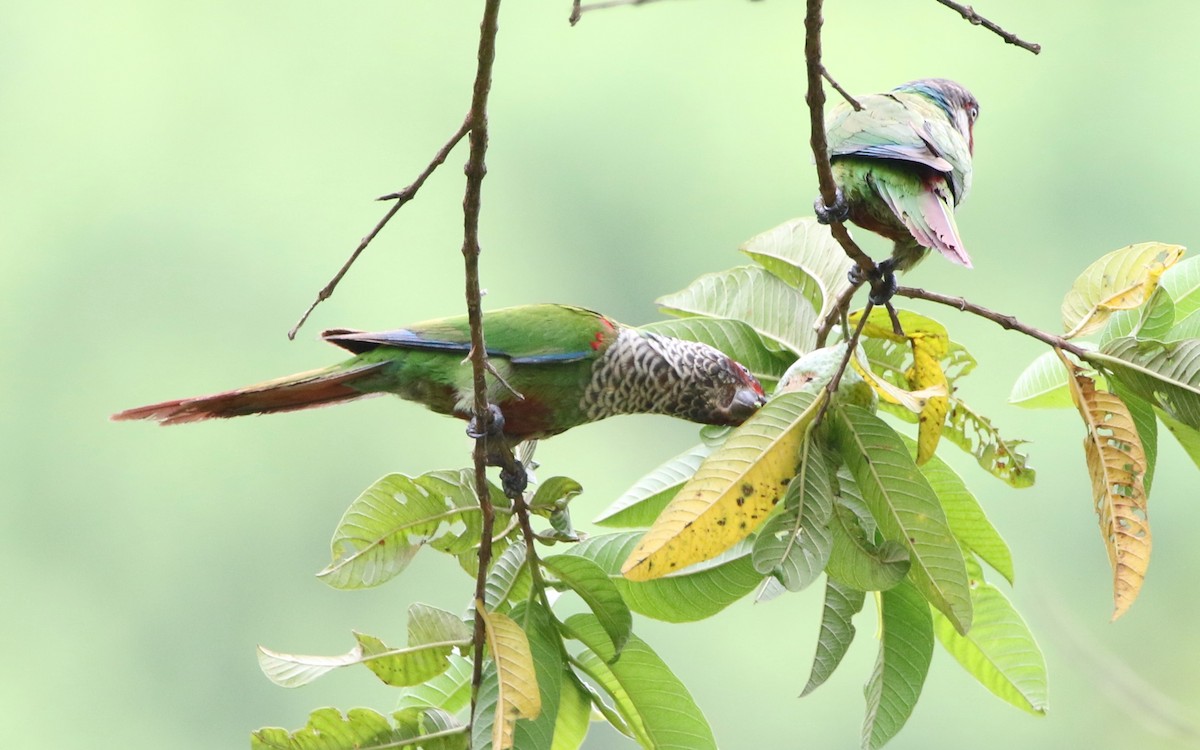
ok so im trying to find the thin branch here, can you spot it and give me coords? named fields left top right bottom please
left=933, top=0, right=1041, bottom=54
left=895, top=285, right=1088, bottom=358
left=815, top=278, right=863, bottom=347
left=571, top=0, right=676, bottom=22
left=821, top=67, right=860, bottom=110
left=813, top=299, right=874, bottom=427
left=288, top=123, right=471, bottom=339
left=462, top=0, right=503, bottom=721
left=803, top=0, right=875, bottom=278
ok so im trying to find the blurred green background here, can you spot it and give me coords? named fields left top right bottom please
left=5, top=1, right=1199, bottom=748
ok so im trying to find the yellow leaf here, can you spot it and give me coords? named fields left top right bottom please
left=621, top=392, right=823, bottom=581
left=1062, top=242, right=1185, bottom=339
left=1059, top=354, right=1152, bottom=620
left=849, top=323, right=947, bottom=413
left=479, top=605, right=542, bottom=749
left=907, top=334, right=950, bottom=464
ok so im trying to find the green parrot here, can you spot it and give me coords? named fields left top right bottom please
left=113, top=304, right=767, bottom=448
left=817, top=78, right=979, bottom=300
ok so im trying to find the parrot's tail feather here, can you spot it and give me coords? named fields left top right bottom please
left=877, top=177, right=972, bottom=269
left=112, top=362, right=390, bottom=425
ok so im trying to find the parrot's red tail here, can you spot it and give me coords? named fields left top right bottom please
left=111, top=362, right=389, bottom=425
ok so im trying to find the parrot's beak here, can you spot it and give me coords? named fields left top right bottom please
left=724, top=386, right=767, bottom=424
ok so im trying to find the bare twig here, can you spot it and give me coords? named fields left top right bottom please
left=895, top=285, right=1087, bottom=358
left=821, top=68, right=860, bottom=110
left=815, top=279, right=863, bottom=347
left=571, top=0, right=676, bottom=22
left=288, top=123, right=471, bottom=340
left=933, top=0, right=1041, bottom=54
left=813, top=300, right=874, bottom=427
left=803, top=0, right=875, bottom=279
left=462, top=0, right=503, bottom=720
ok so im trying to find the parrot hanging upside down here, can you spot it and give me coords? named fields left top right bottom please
left=113, top=304, right=767, bottom=483
left=815, top=77, right=979, bottom=303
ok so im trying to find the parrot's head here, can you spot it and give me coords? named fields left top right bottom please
left=701, top=357, right=768, bottom=426
left=896, top=78, right=979, bottom=154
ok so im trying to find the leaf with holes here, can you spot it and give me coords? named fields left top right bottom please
left=251, top=708, right=416, bottom=750
left=621, top=392, right=821, bottom=581
left=1061, top=242, right=1184, bottom=338
left=1062, top=360, right=1151, bottom=620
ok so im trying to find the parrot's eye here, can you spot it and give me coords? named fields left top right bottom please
left=967, top=104, right=980, bottom=121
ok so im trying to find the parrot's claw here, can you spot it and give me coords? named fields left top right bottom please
left=814, top=187, right=849, bottom=225
left=867, top=258, right=898, bottom=306
left=466, top=403, right=505, bottom=439
left=500, top=463, right=529, bottom=498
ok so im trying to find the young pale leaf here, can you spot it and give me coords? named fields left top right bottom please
left=1062, top=365, right=1151, bottom=620
left=251, top=707, right=412, bottom=750
left=566, top=614, right=717, bottom=750
left=656, top=265, right=817, bottom=354
left=641, top=316, right=794, bottom=382
left=826, top=501, right=910, bottom=591
left=1099, top=286, right=1176, bottom=347
left=549, top=672, right=593, bottom=750
left=801, top=578, right=866, bottom=697
left=863, top=580, right=935, bottom=750
left=510, top=602, right=565, bottom=750
left=1091, top=337, right=1200, bottom=430
left=933, top=573, right=1048, bottom=715
left=1158, top=252, right=1200, bottom=319
left=256, top=642, right=366, bottom=689
left=751, top=440, right=835, bottom=591
left=396, top=655, right=473, bottom=715
left=1010, top=350, right=1075, bottom=409
left=542, top=554, right=632, bottom=656
left=899, top=435, right=1014, bottom=584
left=569, top=532, right=758, bottom=622
left=830, top=405, right=973, bottom=634
left=622, top=392, right=822, bottom=581
left=738, top=216, right=853, bottom=326
left=594, top=443, right=713, bottom=528
left=1061, top=242, right=1184, bottom=338
left=943, top=398, right=1037, bottom=488
left=478, top=607, right=542, bottom=750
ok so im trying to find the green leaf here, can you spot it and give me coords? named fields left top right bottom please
left=1009, top=351, right=1075, bottom=410
left=656, top=265, right=817, bottom=354
left=485, top=542, right=531, bottom=611
left=1091, top=337, right=1200, bottom=430
left=900, top=435, right=1014, bottom=585
left=1163, top=309, right=1200, bottom=341
left=473, top=609, right=541, bottom=750
left=1159, top=253, right=1200, bottom=319
left=595, top=443, right=713, bottom=528
left=393, top=708, right=468, bottom=750
left=528, top=477, right=583, bottom=515
left=751, top=440, right=834, bottom=591
left=423, top=470, right=490, bottom=556
left=801, top=578, right=866, bottom=696
left=933, top=566, right=1048, bottom=715
left=1109, top=380, right=1159, bottom=494
left=863, top=580, right=935, bottom=750
left=396, top=655, right=473, bottom=715
left=738, top=216, right=853, bottom=326
left=549, top=672, right=592, bottom=750
left=1156, top=407, right=1200, bottom=470
left=641, top=316, right=794, bottom=382
left=565, top=614, right=717, bottom=750
left=565, top=532, right=760, bottom=623
left=542, top=554, right=632, bottom=656
left=510, top=602, right=565, bottom=750
left=830, top=405, right=972, bottom=633
left=252, top=708, right=412, bottom=750
left=825, top=501, right=910, bottom=591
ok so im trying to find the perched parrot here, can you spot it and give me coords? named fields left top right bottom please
left=113, top=304, right=767, bottom=448
left=818, top=78, right=978, bottom=298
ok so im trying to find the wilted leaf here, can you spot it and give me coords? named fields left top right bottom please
left=1062, top=361, right=1151, bottom=620
left=908, top=333, right=949, bottom=464
left=478, top=607, right=542, bottom=750
left=944, top=398, right=1037, bottom=488
left=656, top=265, right=817, bottom=354
left=1061, top=242, right=1184, bottom=338
left=622, top=392, right=821, bottom=581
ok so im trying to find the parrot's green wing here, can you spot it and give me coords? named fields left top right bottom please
left=323, top=304, right=619, bottom=363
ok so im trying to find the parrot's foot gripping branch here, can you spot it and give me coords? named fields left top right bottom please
left=465, top=403, right=505, bottom=440
left=813, top=186, right=850, bottom=225
left=847, top=257, right=898, bottom=306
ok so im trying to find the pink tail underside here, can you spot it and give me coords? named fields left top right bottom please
left=879, top=180, right=972, bottom=268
